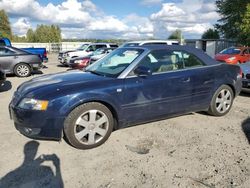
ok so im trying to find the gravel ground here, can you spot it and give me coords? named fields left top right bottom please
left=0, top=54, right=250, bottom=188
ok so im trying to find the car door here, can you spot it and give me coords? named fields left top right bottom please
left=122, top=49, right=193, bottom=124
left=242, top=48, right=250, bottom=63
left=0, top=47, right=16, bottom=73
left=181, top=51, right=215, bottom=110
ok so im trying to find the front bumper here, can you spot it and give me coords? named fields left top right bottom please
left=242, top=79, right=250, bottom=88
left=9, top=104, right=65, bottom=140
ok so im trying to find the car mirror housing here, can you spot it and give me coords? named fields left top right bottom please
left=134, top=66, right=152, bottom=77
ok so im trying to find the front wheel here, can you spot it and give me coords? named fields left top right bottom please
left=208, top=85, right=234, bottom=116
left=14, top=63, right=31, bottom=77
left=64, top=102, right=114, bottom=149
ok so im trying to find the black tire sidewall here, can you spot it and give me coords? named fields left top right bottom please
left=64, top=102, right=114, bottom=149
left=14, top=63, right=31, bottom=77
left=208, top=85, right=234, bottom=116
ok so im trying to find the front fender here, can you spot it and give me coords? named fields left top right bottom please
left=58, top=91, right=122, bottom=120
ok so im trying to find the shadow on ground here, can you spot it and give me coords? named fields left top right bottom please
left=0, top=140, right=64, bottom=188
left=242, top=118, right=250, bottom=144
left=240, top=91, right=250, bottom=97
left=0, top=81, right=12, bottom=92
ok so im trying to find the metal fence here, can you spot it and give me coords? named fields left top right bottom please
left=12, top=42, right=86, bottom=53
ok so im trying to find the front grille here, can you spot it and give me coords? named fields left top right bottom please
left=246, top=74, right=250, bottom=79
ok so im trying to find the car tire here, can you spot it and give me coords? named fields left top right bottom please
left=64, top=102, right=114, bottom=149
left=14, top=63, right=31, bottom=77
left=208, top=85, right=234, bottom=116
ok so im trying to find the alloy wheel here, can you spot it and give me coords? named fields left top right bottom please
left=74, top=109, right=109, bottom=145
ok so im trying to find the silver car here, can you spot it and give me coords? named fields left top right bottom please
left=0, top=46, right=42, bottom=77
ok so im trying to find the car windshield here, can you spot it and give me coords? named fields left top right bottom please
left=86, top=48, right=144, bottom=77
left=77, top=44, right=89, bottom=50
left=220, top=48, right=241, bottom=55
left=92, top=48, right=106, bottom=56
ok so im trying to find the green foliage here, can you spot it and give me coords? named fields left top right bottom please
left=216, top=0, right=249, bottom=45
left=240, top=4, right=250, bottom=46
left=31, top=24, right=62, bottom=42
left=201, top=28, right=220, bottom=39
left=12, top=35, right=27, bottom=42
left=168, top=29, right=183, bottom=40
left=0, top=10, right=12, bottom=39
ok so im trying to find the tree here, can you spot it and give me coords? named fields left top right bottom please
left=168, top=29, right=183, bottom=40
left=26, top=28, right=35, bottom=42
left=0, top=10, right=12, bottom=39
left=201, top=28, right=220, bottom=39
left=215, top=0, right=249, bottom=45
left=25, top=25, right=62, bottom=42
left=239, top=4, right=250, bottom=46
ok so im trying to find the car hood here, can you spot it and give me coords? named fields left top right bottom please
left=17, top=70, right=110, bottom=96
left=215, top=54, right=234, bottom=60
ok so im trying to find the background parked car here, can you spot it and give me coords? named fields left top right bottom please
left=68, top=47, right=116, bottom=69
left=58, top=42, right=90, bottom=65
left=0, top=38, right=48, bottom=63
left=59, top=43, right=118, bottom=66
left=0, top=68, right=6, bottom=86
left=122, top=40, right=180, bottom=47
left=9, top=45, right=242, bottom=149
left=0, top=46, right=43, bottom=77
left=215, top=47, right=250, bottom=64
left=239, top=61, right=250, bottom=90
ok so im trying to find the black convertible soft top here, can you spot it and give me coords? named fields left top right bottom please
left=124, top=45, right=218, bottom=66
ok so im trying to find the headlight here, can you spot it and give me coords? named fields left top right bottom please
left=74, top=60, right=82, bottom=64
left=228, top=57, right=236, bottom=61
left=18, top=98, right=49, bottom=111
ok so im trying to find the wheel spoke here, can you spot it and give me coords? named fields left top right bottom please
left=225, top=91, right=230, bottom=99
left=88, top=132, right=95, bottom=145
left=96, top=116, right=108, bottom=126
left=222, top=103, right=227, bottom=113
left=89, top=110, right=97, bottom=123
left=76, top=117, right=88, bottom=128
left=225, top=99, right=231, bottom=105
left=217, top=103, right=223, bottom=112
left=75, top=129, right=89, bottom=140
left=216, top=97, right=223, bottom=103
left=95, top=127, right=107, bottom=136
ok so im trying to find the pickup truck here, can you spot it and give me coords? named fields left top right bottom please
left=0, top=38, right=48, bottom=62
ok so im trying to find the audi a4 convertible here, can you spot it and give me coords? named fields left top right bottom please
left=9, top=45, right=242, bottom=149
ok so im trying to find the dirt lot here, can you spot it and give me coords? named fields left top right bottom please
left=0, top=54, right=250, bottom=188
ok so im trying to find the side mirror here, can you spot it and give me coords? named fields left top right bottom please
left=134, top=66, right=152, bottom=77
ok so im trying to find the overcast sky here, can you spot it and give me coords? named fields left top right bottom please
left=0, top=0, right=220, bottom=39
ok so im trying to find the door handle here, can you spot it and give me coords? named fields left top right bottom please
left=14, top=56, right=18, bottom=59
left=182, top=77, right=190, bottom=83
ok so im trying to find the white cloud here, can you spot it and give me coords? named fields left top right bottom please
left=150, top=1, right=219, bottom=38
left=1, top=0, right=220, bottom=39
left=12, top=18, right=31, bottom=36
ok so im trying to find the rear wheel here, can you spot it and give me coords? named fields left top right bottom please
left=208, top=85, right=234, bottom=116
left=14, top=63, right=31, bottom=77
left=64, top=102, right=114, bottom=149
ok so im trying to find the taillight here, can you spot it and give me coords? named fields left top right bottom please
left=43, top=51, right=47, bottom=58
left=238, top=68, right=243, bottom=78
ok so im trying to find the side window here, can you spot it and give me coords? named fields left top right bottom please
left=182, top=52, right=205, bottom=68
left=243, top=49, right=249, bottom=55
left=0, top=48, right=15, bottom=56
left=96, top=45, right=107, bottom=49
left=133, top=50, right=184, bottom=75
left=110, top=44, right=118, bottom=48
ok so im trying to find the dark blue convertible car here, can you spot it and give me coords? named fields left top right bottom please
left=9, top=45, right=242, bottom=149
